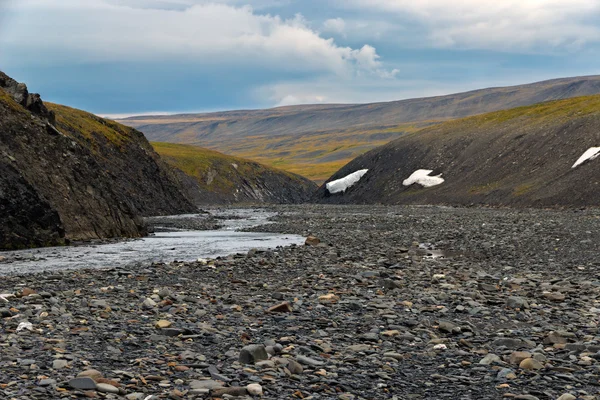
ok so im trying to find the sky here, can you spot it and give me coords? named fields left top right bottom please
left=1, top=0, right=599, bottom=117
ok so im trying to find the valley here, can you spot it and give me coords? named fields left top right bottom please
left=118, top=75, right=600, bottom=182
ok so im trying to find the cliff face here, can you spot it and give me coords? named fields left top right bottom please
left=314, top=95, right=600, bottom=208
left=0, top=72, right=197, bottom=250
left=152, top=142, right=318, bottom=205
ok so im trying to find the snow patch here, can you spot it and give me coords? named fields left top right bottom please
left=572, top=147, right=600, bottom=168
left=326, top=169, right=368, bottom=194
left=403, top=169, right=445, bottom=188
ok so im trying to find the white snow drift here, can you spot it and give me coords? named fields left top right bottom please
left=326, top=169, right=369, bottom=194
left=403, top=169, right=445, bottom=188
left=572, top=147, right=600, bottom=169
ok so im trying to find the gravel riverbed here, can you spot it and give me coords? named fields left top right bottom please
left=1, top=205, right=600, bottom=400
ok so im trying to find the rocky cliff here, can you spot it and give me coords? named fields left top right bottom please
left=314, top=95, right=600, bottom=208
left=0, top=72, right=197, bottom=250
left=152, top=142, right=317, bottom=204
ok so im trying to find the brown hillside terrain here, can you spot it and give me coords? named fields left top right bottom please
left=314, top=95, right=600, bottom=207
left=118, top=75, right=600, bottom=182
left=152, top=142, right=317, bottom=205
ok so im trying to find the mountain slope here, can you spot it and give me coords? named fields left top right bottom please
left=152, top=142, right=317, bottom=204
left=0, top=72, right=197, bottom=249
left=118, top=75, right=600, bottom=182
left=313, top=95, right=600, bottom=207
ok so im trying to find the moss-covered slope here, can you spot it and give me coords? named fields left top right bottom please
left=152, top=142, right=317, bottom=204
left=315, top=95, right=600, bottom=207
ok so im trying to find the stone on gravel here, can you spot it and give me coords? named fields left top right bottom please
left=509, top=352, right=532, bottom=365
left=267, top=302, right=292, bottom=313
left=155, top=319, right=172, bottom=328
left=190, top=380, right=224, bottom=390
left=69, top=377, right=97, bottom=390
left=239, top=344, right=269, bottom=364
left=305, top=235, right=320, bottom=246
left=506, top=296, right=529, bottom=309
left=557, top=394, right=577, bottom=400
left=247, top=383, right=263, bottom=396
left=78, top=369, right=103, bottom=380
left=479, top=354, right=501, bottom=365
left=96, top=383, right=120, bottom=393
left=519, top=358, right=544, bottom=370
left=52, top=359, right=68, bottom=369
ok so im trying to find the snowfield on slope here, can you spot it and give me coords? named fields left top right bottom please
left=403, top=169, right=445, bottom=188
left=572, top=147, right=600, bottom=168
left=326, top=169, right=369, bottom=194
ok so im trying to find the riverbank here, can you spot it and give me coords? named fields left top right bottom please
left=1, top=205, right=599, bottom=399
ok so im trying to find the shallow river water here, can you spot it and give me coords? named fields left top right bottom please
left=0, top=209, right=304, bottom=275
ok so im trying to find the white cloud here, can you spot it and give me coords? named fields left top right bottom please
left=0, top=0, right=394, bottom=78
left=343, top=0, right=600, bottom=51
left=323, top=18, right=346, bottom=36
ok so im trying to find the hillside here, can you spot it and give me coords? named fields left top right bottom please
left=152, top=142, right=317, bottom=204
left=314, top=95, right=600, bottom=207
left=118, top=75, right=600, bottom=182
left=0, top=72, right=197, bottom=249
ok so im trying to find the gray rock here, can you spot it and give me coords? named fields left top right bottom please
left=68, top=377, right=97, bottom=390
left=52, top=359, right=68, bottom=369
left=296, top=355, right=325, bottom=367
left=239, top=344, right=269, bottom=364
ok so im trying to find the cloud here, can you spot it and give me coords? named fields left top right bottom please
left=343, top=0, right=600, bottom=51
left=0, top=0, right=394, bottom=79
left=322, top=18, right=346, bottom=36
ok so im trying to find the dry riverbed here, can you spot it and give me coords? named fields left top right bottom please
left=1, top=205, right=600, bottom=399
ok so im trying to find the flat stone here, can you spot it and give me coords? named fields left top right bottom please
left=296, top=355, right=325, bottom=367
left=267, top=302, right=292, bottom=313
left=69, top=377, right=97, bottom=390
left=211, top=387, right=248, bottom=397
left=52, top=359, right=69, bottom=369
left=77, top=369, right=103, bottom=380
left=155, top=320, right=172, bottom=328
left=190, top=380, right=224, bottom=390
left=96, top=383, right=119, bottom=393
left=479, top=354, right=501, bottom=365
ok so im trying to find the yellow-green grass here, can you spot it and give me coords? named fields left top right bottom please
left=151, top=141, right=309, bottom=192
left=184, top=123, right=425, bottom=183
left=0, top=89, right=28, bottom=114
left=47, top=103, right=136, bottom=147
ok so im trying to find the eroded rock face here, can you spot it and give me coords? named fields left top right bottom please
left=0, top=71, right=197, bottom=249
left=0, top=162, right=64, bottom=250
left=0, top=71, right=55, bottom=125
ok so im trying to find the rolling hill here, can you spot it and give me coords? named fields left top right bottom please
left=118, top=75, right=600, bottom=182
left=152, top=142, right=317, bottom=204
left=313, top=95, right=600, bottom=207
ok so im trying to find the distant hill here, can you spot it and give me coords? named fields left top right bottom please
left=0, top=71, right=197, bottom=249
left=118, top=75, right=600, bottom=182
left=152, top=142, right=317, bottom=204
left=313, top=95, right=600, bottom=207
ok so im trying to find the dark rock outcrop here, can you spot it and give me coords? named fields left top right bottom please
left=0, top=72, right=197, bottom=249
left=314, top=95, right=600, bottom=208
